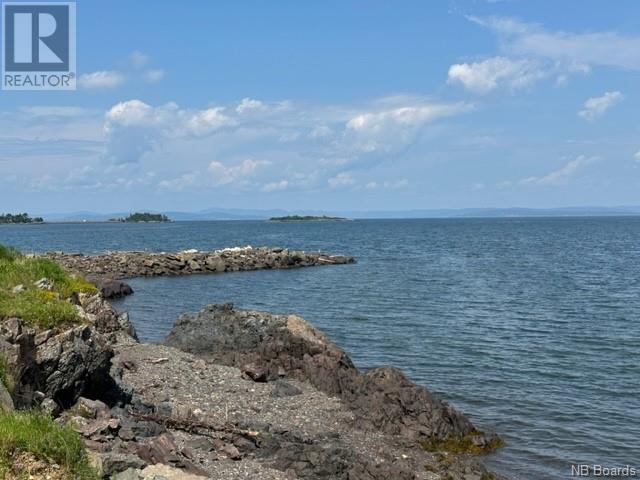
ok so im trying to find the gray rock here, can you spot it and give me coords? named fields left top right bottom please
left=99, top=452, right=146, bottom=476
left=111, top=468, right=142, bottom=480
left=0, top=381, right=13, bottom=411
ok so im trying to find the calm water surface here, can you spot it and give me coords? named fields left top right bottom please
left=2, top=218, right=639, bottom=479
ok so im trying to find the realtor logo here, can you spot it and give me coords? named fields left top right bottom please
left=2, top=1, right=76, bottom=90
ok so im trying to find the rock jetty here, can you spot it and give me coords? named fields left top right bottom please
left=45, top=246, right=355, bottom=280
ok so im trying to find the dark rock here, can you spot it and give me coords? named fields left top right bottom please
left=164, top=304, right=480, bottom=443
left=242, top=362, right=267, bottom=382
left=87, top=275, right=134, bottom=299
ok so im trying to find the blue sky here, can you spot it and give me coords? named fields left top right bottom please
left=1, top=0, right=640, bottom=213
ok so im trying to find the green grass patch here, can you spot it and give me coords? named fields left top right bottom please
left=0, top=410, right=98, bottom=479
left=421, top=430, right=504, bottom=455
left=0, top=245, right=96, bottom=329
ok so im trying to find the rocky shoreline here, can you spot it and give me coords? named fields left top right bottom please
left=1, top=248, right=503, bottom=479
left=45, top=246, right=356, bottom=280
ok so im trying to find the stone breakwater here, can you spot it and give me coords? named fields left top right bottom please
left=45, top=246, right=356, bottom=280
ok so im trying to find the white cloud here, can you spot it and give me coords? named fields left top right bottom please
left=345, top=99, right=472, bottom=153
left=262, top=179, right=289, bottom=192
left=104, top=100, right=235, bottom=163
left=208, top=159, right=270, bottom=185
left=448, top=56, right=545, bottom=93
left=185, top=107, right=234, bottom=136
left=328, top=172, right=356, bottom=188
left=236, top=98, right=267, bottom=114
left=519, top=155, right=597, bottom=186
left=471, top=16, right=640, bottom=70
left=79, top=70, right=125, bottom=89
left=578, top=91, right=623, bottom=120
left=634, top=151, right=640, bottom=162
left=347, top=102, right=470, bottom=132
left=143, top=69, right=165, bottom=83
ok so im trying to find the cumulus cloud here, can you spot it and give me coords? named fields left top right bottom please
left=448, top=56, right=545, bottom=93
left=208, top=159, right=270, bottom=185
left=345, top=100, right=472, bottom=153
left=519, top=155, right=597, bottom=186
left=104, top=100, right=235, bottom=163
left=470, top=16, right=640, bottom=71
left=578, top=91, right=623, bottom=120
left=634, top=151, right=640, bottom=162
left=79, top=70, right=125, bottom=89
left=236, top=98, right=267, bottom=114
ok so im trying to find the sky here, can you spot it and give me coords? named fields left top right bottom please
left=1, top=0, right=640, bottom=213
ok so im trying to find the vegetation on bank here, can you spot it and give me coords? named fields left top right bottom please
left=0, top=245, right=96, bottom=329
left=110, top=212, right=171, bottom=222
left=269, top=215, right=348, bottom=222
left=0, top=213, right=44, bottom=224
left=0, top=410, right=99, bottom=479
left=421, top=430, right=505, bottom=455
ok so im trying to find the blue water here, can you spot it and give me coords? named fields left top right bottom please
left=2, top=218, right=639, bottom=479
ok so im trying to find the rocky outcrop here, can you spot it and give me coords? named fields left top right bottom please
left=45, top=246, right=355, bottom=279
left=0, top=292, right=136, bottom=410
left=164, top=304, right=492, bottom=446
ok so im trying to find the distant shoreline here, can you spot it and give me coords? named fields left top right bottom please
left=268, top=215, right=350, bottom=222
left=3, top=213, right=640, bottom=224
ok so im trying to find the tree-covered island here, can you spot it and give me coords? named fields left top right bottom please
left=0, top=213, right=44, bottom=224
left=109, top=212, right=171, bottom=223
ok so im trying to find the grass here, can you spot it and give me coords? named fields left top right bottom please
left=0, top=245, right=96, bottom=329
left=0, top=410, right=98, bottom=479
left=421, top=430, right=505, bottom=455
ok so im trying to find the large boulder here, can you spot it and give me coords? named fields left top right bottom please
left=164, top=304, right=481, bottom=443
left=86, top=275, right=134, bottom=299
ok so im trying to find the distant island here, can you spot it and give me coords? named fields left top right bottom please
left=109, top=212, right=171, bottom=223
left=269, top=215, right=349, bottom=222
left=0, top=213, right=44, bottom=224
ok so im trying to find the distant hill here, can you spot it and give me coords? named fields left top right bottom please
left=34, top=205, right=640, bottom=222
